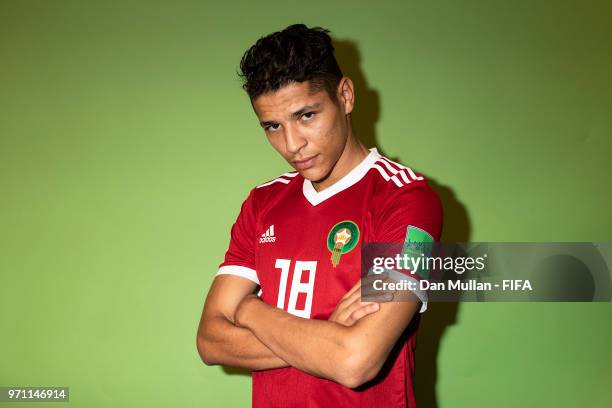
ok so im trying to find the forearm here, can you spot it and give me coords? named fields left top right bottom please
left=198, top=314, right=289, bottom=371
left=236, top=297, right=354, bottom=382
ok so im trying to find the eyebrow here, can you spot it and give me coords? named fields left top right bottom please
left=259, top=103, right=321, bottom=127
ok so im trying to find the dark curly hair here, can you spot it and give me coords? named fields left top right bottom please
left=238, top=24, right=344, bottom=104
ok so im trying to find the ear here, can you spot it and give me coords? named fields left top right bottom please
left=337, top=77, right=355, bottom=115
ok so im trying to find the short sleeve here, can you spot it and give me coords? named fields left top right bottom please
left=372, top=183, right=443, bottom=313
left=216, top=188, right=259, bottom=284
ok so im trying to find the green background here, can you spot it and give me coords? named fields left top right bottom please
left=1, top=1, right=611, bottom=407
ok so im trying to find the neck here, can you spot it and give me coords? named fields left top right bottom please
left=312, top=137, right=369, bottom=192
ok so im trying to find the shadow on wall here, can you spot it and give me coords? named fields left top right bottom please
left=335, top=38, right=471, bottom=408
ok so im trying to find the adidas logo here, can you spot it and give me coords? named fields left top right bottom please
left=259, top=225, right=276, bottom=243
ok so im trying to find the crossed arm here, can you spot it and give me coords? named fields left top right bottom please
left=196, top=274, right=419, bottom=388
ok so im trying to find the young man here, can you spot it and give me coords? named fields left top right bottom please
left=197, top=24, right=443, bottom=407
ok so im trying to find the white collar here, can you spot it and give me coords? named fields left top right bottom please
left=302, top=147, right=381, bottom=206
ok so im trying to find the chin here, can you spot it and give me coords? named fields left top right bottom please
left=300, top=166, right=329, bottom=183
left=297, top=168, right=317, bottom=181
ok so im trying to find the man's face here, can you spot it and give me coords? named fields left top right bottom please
left=252, top=80, right=352, bottom=183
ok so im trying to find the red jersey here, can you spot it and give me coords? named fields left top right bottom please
left=217, top=147, right=443, bottom=407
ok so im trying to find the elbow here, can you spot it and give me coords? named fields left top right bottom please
left=334, top=340, right=381, bottom=389
left=196, top=332, right=218, bottom=366
left=336, top=373, right=366, bottom=390
left=336, top=356, right=380, bottom=389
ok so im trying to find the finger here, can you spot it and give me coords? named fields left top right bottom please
left=343, top=279, right=362, bottom=300
left=337, top=276, right=391, bottom=320
left=341, top=273, right=390, bottom=304
left=339, top=276, right=367, bottom=303
left=339, top=303, right=373, bottom=326
left=348, top=283, right=374, bottom=306
left=336, top=297, right=377, bottom=324
left=348, top=302, right=380, bottom=324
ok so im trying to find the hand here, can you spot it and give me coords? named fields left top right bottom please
left=329, top=272, right=394, bottom=327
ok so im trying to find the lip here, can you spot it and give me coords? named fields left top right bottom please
left=292, top=154, right=318, bottom=170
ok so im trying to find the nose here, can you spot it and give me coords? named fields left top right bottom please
left=284, top=125, right=307, bottom=155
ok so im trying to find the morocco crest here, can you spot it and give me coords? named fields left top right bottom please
left=327, top=220, right=360, bottom=267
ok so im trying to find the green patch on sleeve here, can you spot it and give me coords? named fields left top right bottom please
left=402, top=225, right=434, bottom=279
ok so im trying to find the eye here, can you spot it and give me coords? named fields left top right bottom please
left=302, top=112, right=316, bottom=121
left=266, top=124, right=281, bottom=132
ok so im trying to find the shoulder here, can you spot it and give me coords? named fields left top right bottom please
left=368, top=154, right=440, bottom=203
left=368, top=155, right=443, bottom=238
left=370, top=154, right=427, bottom=190
left=255, top=171, right=300, bottom=189
left=242, top=170, right=301, bottom=211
